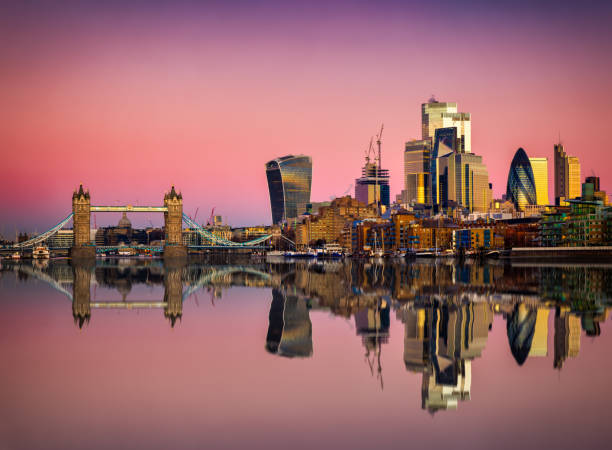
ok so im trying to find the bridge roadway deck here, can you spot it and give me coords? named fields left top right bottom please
left=90, top=205, right=167, bottom=213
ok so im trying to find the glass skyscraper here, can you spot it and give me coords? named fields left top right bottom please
left=422, top=97, right=471, bottom=153
left=506, top=148, right=537, bottom=211
left=403, top=139, right=431, bottom=204
left=528, top=157, right=549, bottom=205
left=431, top=127, right=458, bottom=206
left=438, top=152, right=491, bottom=213
left=266, top=155, right=312, bottom=224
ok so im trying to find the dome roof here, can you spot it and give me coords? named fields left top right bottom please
left=118, top=212, right=132, bottom=228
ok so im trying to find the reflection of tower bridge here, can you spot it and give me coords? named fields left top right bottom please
left=18, top=261, right=277, bottom=327
left=10, top=185, right=273, bottom=256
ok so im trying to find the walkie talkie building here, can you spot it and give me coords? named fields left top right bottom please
left=266, top=155, right=312, bottom=224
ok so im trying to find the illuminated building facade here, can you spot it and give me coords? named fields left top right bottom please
left=403, top=139, right=431, bottom=205
left=421, top=97, right=471, bottom=153
left=438, top=152, right=492, bottom=213
left=554, top=143, right=581, bottom=205
left=266, top=155, right=312, bottom=224
left=529, top=157, right=549, bottom=205
left=506, top=148, right=537, bottom=211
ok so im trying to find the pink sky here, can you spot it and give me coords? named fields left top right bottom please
left=1, top=1, right=612, bottom=231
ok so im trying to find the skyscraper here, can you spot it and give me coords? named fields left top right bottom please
left=528, top=157, right=549, bottom=205
left=506, top=148, right=537, bottom=211
left=355, top=159, right=390, bottom=207
left=554, top=143, right=581, bottom=204
left=422, top=97, right=471, bottom=153
left=266, top=155, right=312, bottom=224
left=431, top=127, right=459, bottom=206
left=403, top=139, right=431, bottom=204
left=438, top=151, right=491, bottom=213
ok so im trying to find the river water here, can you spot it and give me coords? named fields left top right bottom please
left=1, top=258, right=611, bottom=450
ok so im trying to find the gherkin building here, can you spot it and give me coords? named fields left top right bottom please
left=506, top=148, right=536, bottom=210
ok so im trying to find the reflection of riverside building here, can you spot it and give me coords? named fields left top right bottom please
left=398, top=301, right=493, bottom=412
left=266, top=289, right=313, bottom=358
left=266, top=155, right=312, bottom=224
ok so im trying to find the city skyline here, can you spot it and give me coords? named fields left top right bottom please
left=2, top=1, right=612, bottom=232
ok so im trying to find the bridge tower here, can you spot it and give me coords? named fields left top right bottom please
left=163, top=186, right=187, bottom=258
left=71, top=184, right=95, bottom=259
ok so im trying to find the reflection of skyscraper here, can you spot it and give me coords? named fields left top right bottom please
left=554, top=143, right=581, bottom=204
left=554, top=307, right=581, bottom=370
left=422, top=98, right=471, bottom=153
left=266, top=155, right=312, bottom=224
left=403, top=139, right=431, bottom=205
left=529, top=157, right=550, bottom=206
left=266, top=289, right=313, bottom=358
left=399, top=301, right=493, bottom=412
left=528, top=308, right=549, bottom=357
left=355, top=299, right=390, bottom=389
left=506, top=304, right=537, bottom=365
left=506, top=148, right=537, bottom=211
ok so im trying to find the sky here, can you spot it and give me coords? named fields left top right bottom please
left=2, top=0, right=612, bottom=233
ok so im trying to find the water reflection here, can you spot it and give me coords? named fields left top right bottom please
left=2, top=258, right=611, bottom=414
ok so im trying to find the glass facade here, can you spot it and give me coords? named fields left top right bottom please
left=266, top=155, right=312, bottom=224
left=422, top=98, right=471, bottom=153
left=506, top=148, right=537, bottom=211
left=438, top=152, right=491, bottom=213
left=404, top=139, right=431, bottom=204
left=431, top=127, right=458, bottom=206
left=528, top=157, right=549, bottom=205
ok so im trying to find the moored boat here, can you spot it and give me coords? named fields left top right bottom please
left=32, top=245, right=50, bottom=259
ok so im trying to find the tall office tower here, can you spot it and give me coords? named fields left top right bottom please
left=567, top=156, right=581, bottom=199
left=266, top=155, right=312, bottom=224
left=528, top=157, right=550, bottom=205
left=403, top=139, right=431, bottom=204
left=422, top=97, right=471, bottom=153
left=506, top=148, right=537, bottom=211
left=438, top=151, right=491, bottom=213
left=355, top=158, right=390, bottom=207
left=554, top=143, right=581, bottom=204
left=431, top=127, right=459, bottom=206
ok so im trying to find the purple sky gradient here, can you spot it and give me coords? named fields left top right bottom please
left=1, top=0, right=612, bottom=231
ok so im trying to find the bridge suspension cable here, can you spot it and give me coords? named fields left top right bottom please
left=13, top=213, right=74, bottom=249
left=182, top=214, right=273, bottom=247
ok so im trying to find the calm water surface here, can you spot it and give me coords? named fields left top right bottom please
left=1, top=258, right=611, bottom=450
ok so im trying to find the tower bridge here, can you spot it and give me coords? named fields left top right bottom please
left=9, top=185, right=273, bottom=257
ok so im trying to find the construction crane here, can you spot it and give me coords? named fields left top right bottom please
left=329, top=183, right=354, bottom=201
left=375, top=124, right=384, bottom=211
left=207, top=207, right=216, bottom=226
left=192, top=207, right=199, bottom=223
